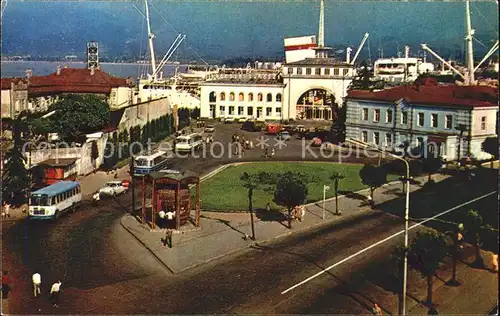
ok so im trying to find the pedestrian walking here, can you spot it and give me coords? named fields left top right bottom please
left=372, top=303, right=383, bottom=315
left=92, top=192, right=100, bottom=206
left=428, top=306, right=439, bottom=315
left=32, top=272, right=41, bottom=297
left=300, top=206, right=306, bottom=222
left=271, top=148, right=275, bottom=158
left=367, top=194, right=374, bottom=209
left=49, top=280, right=62, bottom=307
left=2, top=203, right=10, bottom=219
left=250, top=140, right=254, bottom=149
left=264, top=148, right=268, bottom=158
left=165, top=230, right=173, bottom=248
left=265, top=203, right=271, bottom=212
left=1, top=271, right=11, bottom=299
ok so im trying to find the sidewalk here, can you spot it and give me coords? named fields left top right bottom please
left=120, top=173, right=449, bottom=274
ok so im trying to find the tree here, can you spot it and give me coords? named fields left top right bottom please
left=465, top=209, right=484, bottom=267
left=407, top=230, right=447, bottom=306
left=330, top=172, right=344, bottom=215
left=273, top=172, right=308, bottom=229
left=482, top=137, right=498, bottom=167
left=443, top=225, right=464, bottom=286
left=423, top=156, right=442, bottom=183
left=191, top=107, right=201, bottom=119
left=347, top=61, right=385, bottom=91
left=2, top=120, right=29, bottom=206
left=240, top=172, right=259, bottom=240
left=359, top=164, right=387, bottom=203
left=51, top=94, right=110, bottom=142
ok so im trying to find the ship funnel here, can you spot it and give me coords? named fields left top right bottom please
left=346, top=47, right=353, bottom=64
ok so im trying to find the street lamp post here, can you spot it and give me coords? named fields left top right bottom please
left=347, top=138, right=410, bottom=316
left=323, top=184, right=330, bottom=220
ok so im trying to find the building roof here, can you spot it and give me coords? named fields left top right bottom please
left=2, top=68, right=132, bottom=96
left=146, top=170, right=198, bottom=182
left=39, top=158, right=77, bottom=167
left=347, top=82, right=498, bottom=108
left=286, top=58, right=355, bottom=67
left=31, top=180, right=80, bottom=196
left=203, top=78, right=283, bottom=86
left=1, top=78, right=28, bottom=90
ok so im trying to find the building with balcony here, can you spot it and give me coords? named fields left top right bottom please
left=345, top=78, right=498, bottom=161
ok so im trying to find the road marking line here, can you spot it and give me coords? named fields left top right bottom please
left=281, top=191, right=496, bottom=295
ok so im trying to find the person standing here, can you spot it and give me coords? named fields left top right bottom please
left=92, top=192, right=100, bottom=206
left=32, top=272, right=41, bottom=297
left=165, top=230, right=173, bottom=248
left=158, top=210, right=166, bottom=228
left=1, top=271, right=10, bottom=299
left=49, top=281, right=62, bottom=307
left=372, top=303, right=383, bottom=315
left=367, top=194, right=374, bottom=209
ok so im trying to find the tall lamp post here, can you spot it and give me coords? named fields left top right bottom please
left=346, top=138, right=410, bottom=316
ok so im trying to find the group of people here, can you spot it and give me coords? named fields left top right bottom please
left=263, top=147, right=275, bottom=158
left=1, top=271, right=62, bottom=308
left=205, top=135, right=214, bottom=144
left=158, top=209, right=176, bottom=229
left=231, top=134, right=253, bottom=150
left=2, top=202, right=11, bottom=219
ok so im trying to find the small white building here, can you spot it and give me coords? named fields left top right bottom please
left=345, top=78, right=498, bottom=161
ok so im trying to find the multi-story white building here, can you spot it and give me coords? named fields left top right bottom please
left=345, top=78, right=498, bottom=161
left=200, top=70, right=284, bottom=120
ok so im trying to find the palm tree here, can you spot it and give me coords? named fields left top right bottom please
left=240, top=172, right=258, bottom=240
left=330, top=172, right=344, bottom=215
left=465, top=209, right=484, bottom=267
left=407, top=230, right=447, bottom=306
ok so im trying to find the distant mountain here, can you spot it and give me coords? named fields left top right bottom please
left=1, top=1, right=498, bottom=62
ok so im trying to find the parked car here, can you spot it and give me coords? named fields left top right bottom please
left=276, top=131, right=291, bottom=141
left=224, top=117, right=236, bottom=123
left=238, top=117, right=247, bottom=123
left=98, top=181, right=128, bottom=197
left=204, top=125, right=215, bottom=133
left=241, top=121, right=265, bottom=132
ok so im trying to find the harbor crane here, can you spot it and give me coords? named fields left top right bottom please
left=350, top=32, right=369, bottom=65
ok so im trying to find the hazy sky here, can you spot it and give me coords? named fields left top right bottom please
left=1, top=1, right=498, bottom=61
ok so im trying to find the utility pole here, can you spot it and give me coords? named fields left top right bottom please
left=129, top=158, right=135, bottom=214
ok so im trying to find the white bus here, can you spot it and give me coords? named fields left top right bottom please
left=29, top=181, right=82, bottom=220
left=134, top=151, right=170, bottom=176
left=175, top=133, right=203, bottom=153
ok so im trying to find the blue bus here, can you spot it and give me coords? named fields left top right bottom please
left=29, top=181, right=82, bottom=220
left=134, top=151, right=170, bottom=176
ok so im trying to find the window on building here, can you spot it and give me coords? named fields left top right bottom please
left=385, top=133, right=392, bottom=147
left=431, top=113, right=438, bottom=128
left=362, top=108, right=369, bottom=121
left=276, top=107, right=281, bottom=115
left=229, top=106, right=235, bottom=115
left=287, top=67, right=293, bottom=75
left=238, top=106, right=244, bottom=115
left=229, top=92, right=235, bottom=102
left=297, top=68, right=303, bottom=75
left=257, top=93, right=263, bottom=102
left=401, top=111, right=408, bottom=124
left=219, top=106, right=225, bottom=115
left=238, top=92, right=244, bottom=102
left=266, top=93, right=272, bottom=102
left=334, top=68, right=339, bottom=76
left=276, top=93, right=282, bottom=102
left=417, top=112, right=424, bottom=126
left=248, top=93, right=254, bottom=102
left=306, top=68, right=312, bottom=75
left=247, top=107, right=253, bottom=116
left=374, top=109, right=380, bottom=122
left=362, top=131, right=368, bottom=142
left=445, top=115, right=453, bottom=129
left=266, top=107, right=272, bottom=116
left=343, top=69, right=349, bottom=76
left=324, top=68, right=330, bottom=75
left=373, top=132, right=380, bottom=145
left=315, top=68, right=321, bottom=75
left=209, top=91, right=216, bottom=102
left=386, top=109, right=393, bottom=123
left=220, top=92, right=226, bottom=101
left=481, top=116, right=487, bottom=130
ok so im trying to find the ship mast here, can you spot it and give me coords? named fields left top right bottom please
left=145, top=0, right=157, bottom=81
left=465, top=0, right=475, bottom=85
left=318, top=0, right=324, bottom=47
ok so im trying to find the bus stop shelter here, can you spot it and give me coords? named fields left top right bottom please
left=141, top=170, right=200, bottom=230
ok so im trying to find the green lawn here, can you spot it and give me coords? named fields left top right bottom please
left=199, top=162, right=398, bottom=211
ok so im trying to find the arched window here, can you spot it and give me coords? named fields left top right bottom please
left=229, top=92, right=235, bottom=101
left=276, top=93, right=282, bottom=102
left=220, top=92, right=226, bottom=101
left=238, top=92, right=244, bottom=102
left=257, top=93, right=263, bottom=102
left=248, top=93, right=254, bottom=101
left=266, top=93, right=272, bottom=102
left=209, top=91, right=217, bottom=103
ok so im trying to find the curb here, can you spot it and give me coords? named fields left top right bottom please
left=119, top=216, right=176, bottom=274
